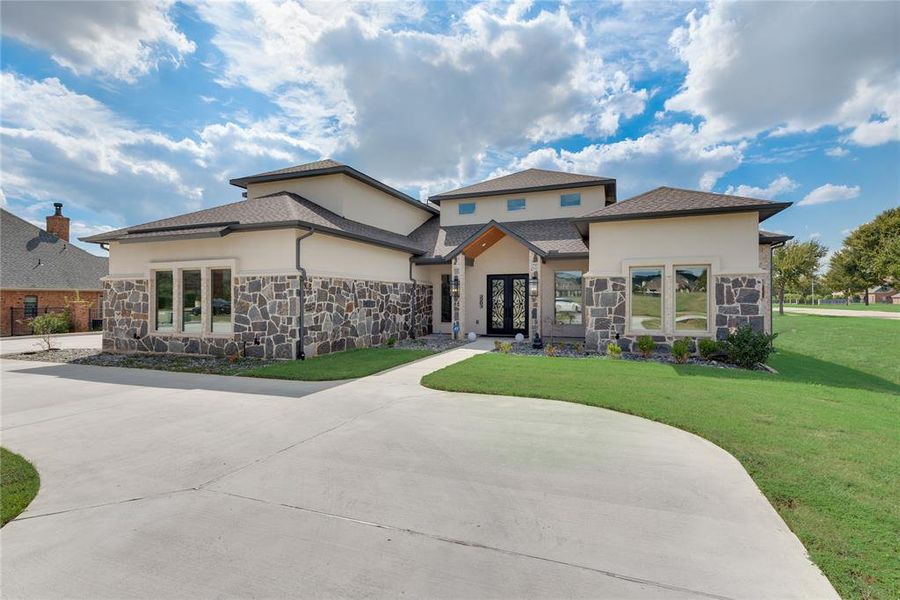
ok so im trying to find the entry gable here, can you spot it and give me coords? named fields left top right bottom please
left=445, top=220, right=547, bottom=261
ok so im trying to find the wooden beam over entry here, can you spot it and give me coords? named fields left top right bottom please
left=462, top=226, right=506, bottom=259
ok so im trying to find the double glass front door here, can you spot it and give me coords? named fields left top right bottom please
left=487, top=274, right=529, bottom=336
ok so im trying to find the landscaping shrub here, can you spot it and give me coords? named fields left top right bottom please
left=672, top=339, right=691, bottom=364
left=29, top=312, right=70, bottom=351
left=499, top=342, right=513, bottom=354
left=574, top=342, right=584, bottom=354
left=724, top=325, right=778, bottom=369
left=636, top=335, right=656, bottom=358
left=386, top=335, right=397, bottom=348
left=494, top=340, right=503, bottom=352
left=697, top=338, right=722, bottom=360
left=606, top=342, right=622, bottom=359
left=544, top=344, right=558, bottom=357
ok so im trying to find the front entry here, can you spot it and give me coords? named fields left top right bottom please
left=486, top=274, right=529, bottom=336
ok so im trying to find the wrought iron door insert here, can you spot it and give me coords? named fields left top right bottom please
left=486, top=274, right=529, bottom=336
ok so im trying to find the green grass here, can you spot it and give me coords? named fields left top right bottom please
left=1, top=447, right=40, bottom=526
left=240, top=347, right=434, bottom=381
left=422, top=314, right=900, bottom=599
left=781, top=303, right=900, bottom=313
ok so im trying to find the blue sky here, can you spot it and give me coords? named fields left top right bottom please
left=1, top=1, right=897, bottom=264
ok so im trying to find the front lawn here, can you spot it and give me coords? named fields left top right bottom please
left=240, top=347, right=433, bottom=381
left=422, top=314, right=899, bottom=599
left=1, top=447, right=40, bottom=526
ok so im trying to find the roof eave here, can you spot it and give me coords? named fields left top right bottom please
left=443, top=220, right=548, bottom=261
left=229, top=165, right=439, bottom=215
left=428, top=178, right=615, bottom=204
left=574, top=202, right=793, bottom=225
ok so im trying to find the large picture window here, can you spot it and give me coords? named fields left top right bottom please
left=155, top=271, right=174, bottom=331
left=554, top=271, right=582, bottom=325
left=440, top=274, right=452, bottom=323
left=630, top=267, right=663, bottom=331
left=675, top=266, right=709, bottom=331
left=210, top=269, right=232, bottom=333
left=181, top=270, right=202, bottom=333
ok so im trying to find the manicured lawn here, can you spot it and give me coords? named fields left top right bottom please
left=781, top=302, right=900, bottom=313
left=1, top=447, right=40, bottom=526
left=422, top=314, right=899, bottom=599
left=240, top=347, right=433, bottom=381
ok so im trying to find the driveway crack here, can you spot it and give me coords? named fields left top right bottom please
left=204, top=488, right=735, bottom=600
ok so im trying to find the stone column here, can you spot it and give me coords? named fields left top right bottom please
left=452, top=254, right=466, bottom=339
left=528, top=251, right=541, bottom=341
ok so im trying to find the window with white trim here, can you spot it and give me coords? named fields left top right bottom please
left=560, top=192, right=581, bottom=207
left=674, top=265, right=709, bottom=331
left=458, top=202, right=476, bottom=215
left=210, top=269, right=232, bottom=333
left=181, top=270, right=202, bottom=333
left=629, top=267, right=663, bottom=332
left=152, top=267, right=233, bottom=335
left=155, top=271, right=174, bottom=331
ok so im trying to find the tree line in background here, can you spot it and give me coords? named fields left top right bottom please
left=773, top=207, right=899, bottom=314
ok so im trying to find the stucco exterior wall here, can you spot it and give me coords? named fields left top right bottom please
left=463, top=235, right=529, bottom=335
left=108, top=229, right=298, bottom=277
left=439, top=185, right=608, bottom=227
left=246, top=173, right=432, bottom=236
left=299, top=232, right=413, bottom=283
left=588, top=212, right=762, bottom=276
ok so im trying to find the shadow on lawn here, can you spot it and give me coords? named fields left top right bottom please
left=672, top=349, right=900, bottom=396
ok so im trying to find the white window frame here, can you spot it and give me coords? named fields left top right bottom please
left=458, top=202, right=476, bottom=215
left=560, top=192, right=581, bottom=207
left=148, top=259, right=236, bottom=337
left=673, top=264, right=712, bottom=336
left=627, top=265, right=665, bottom=335
left=507, top=198, right=526, bottom=211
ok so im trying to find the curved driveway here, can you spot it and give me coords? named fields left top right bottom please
left=1, top=348, right=836, bottom=599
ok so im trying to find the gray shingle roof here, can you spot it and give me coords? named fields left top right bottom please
left=428, top=168, right=614, bottom=202
left=228, top=159, right=438, bottom=215
left=1, top=209, right=108, bottom=290
left=82, top=192, right=426, bottom=254
left=410, top=217, right=587, bottom=262
left=576, top=187, right=791, bottom=224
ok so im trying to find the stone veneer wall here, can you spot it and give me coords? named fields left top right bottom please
left=103, top=275, right=301, bottom=359
left=302, top=276, right=432, bottom=357
left=584, top=273, right=766, bottom=354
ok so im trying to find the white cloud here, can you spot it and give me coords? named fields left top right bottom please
left=498, top=123, right=743, bottom=197
left=798, top=184, right=861, bottom=207
left=194, top=0, right=649, bottom=187
left=666, top=2, right=900, bottom=145
left=725, top=175, right=798, bottom=200
left=0, top=0, right=195, bottom=82
left=825, top=147, right=849, bottom=158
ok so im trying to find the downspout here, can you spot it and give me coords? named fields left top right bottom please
left=296, top=228, right=316, bottom=360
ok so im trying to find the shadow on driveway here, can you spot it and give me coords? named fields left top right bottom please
left=2, top=360, right=350, bottom=399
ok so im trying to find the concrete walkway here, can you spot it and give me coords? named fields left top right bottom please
left=783, top=306, right=900, bottom=319
left=0, top=347, right=837, bottom=599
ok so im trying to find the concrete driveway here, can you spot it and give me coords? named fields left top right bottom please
left=0, top=332, right=102, bottom=354
left=0, top=349, right=836, bottom=599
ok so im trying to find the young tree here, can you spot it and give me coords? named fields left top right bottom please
left=827, top=208, right=899, bottom=303
left=823, top=247, right=867, bottom=300
left=773, top=240, right=829, bottom=315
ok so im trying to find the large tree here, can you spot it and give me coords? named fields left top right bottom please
left=825, top=207, right=899, bottom=303
left=773, top=240, right=829, bottom=315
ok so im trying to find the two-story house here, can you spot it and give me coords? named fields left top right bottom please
left=83, top=160, right=793, bottom=359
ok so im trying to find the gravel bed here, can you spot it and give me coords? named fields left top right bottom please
left=2, top=348, right=101, bottom=363
left=2, top=348, right=274, bottom=375
left=495, top=343, right=747, bottom=370
left=394, top=335, right=466, bottom=352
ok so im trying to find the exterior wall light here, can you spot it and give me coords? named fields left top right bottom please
left=529, top=273, right=539, bottom=297
left=451, top=276, right=460, bottom=297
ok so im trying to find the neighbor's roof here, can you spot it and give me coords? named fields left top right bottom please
left=409, top=217, right=588, bottom=263
left=82, top=192, right=427, bottom=254
left=229, top=159, right=438, bottom=215
left=574, top=187, right=791, bottom=228
left=1, top=209, right=108, bottom=291
left=758, top=230, right=794, bottom=245
left=428, top=168, right=615, bottom=203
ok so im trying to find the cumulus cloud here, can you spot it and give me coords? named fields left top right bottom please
left=725, top=175, right=798, bottom=200
left=194, top=0, right=648, bottom=187
left=0, top=0, right=195, bottom=82
left=500, top=124, right=743, bottom=197
left=798, top=184, right=861, bottom=207
left=666, top=2, right=900, bottom=145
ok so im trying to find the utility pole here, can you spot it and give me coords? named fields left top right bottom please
left=811, top=272, right=816, bottom=305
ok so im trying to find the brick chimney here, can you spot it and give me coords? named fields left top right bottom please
left=46, top=202, right=70, bottom=242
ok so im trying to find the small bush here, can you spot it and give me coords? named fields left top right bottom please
left=724, top=325, right=778, bottom=369
left=544, top=344, right=558, bottom=357
left=30, top=312, right=70, bottom=350
left=606, top=342, right=622, bottom=359
left=697, top=338, right=722, bottom=360
left=494, top=340, right=503, bottom=352
left=386, top=335, right=397, bottom=348
left=574, top=342, right=584, bottom=354
left=499, top=342, right=513, bottom=354
left=672, top=339, right=691, bottom=364
left=636, top=335, right=656, bottom=358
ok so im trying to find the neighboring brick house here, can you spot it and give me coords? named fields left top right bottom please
left=1, top=204, right=108, bottom=336
left=82, top=160, right=793, bottom=359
